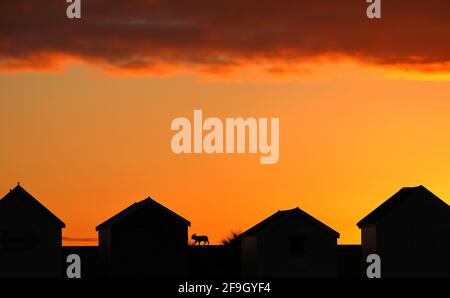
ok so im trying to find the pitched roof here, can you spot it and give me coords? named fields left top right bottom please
left=96, top=197, right=191, bottom=231
left=357, top=185, right=450, bottom=228
left=0, top=184, right=65, bottom=228
left=239, top=207, right=339, bottom=238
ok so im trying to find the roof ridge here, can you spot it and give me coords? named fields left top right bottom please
left=96, top=196, right=190, bottom=231
left=0, top=184, right=65, bottom=228
left=357, top=185, right=449, bottom=228
left=239, top=206, right=339, bottom=238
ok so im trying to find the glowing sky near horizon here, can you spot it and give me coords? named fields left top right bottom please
left=2, top=61, right=450, bottom=245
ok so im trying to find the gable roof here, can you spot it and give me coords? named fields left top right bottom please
left=357, top=185, right=450, bottom=228
left=96, top=197, right=191, bottom=231
left=239, top=207, right=339, bottom=239
left=0, top=184, right=65, bottom=228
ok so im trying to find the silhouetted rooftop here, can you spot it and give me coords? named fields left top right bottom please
left=96, top=197, right=190, bottom=231
left=0, top=184, right=65, bottom=227
left=357, top=185, right=450, bottom=228
left=239, top=207, right=339, bottom=238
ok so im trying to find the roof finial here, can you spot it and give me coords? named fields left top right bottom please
left=17, top=181, right=20, bottom=186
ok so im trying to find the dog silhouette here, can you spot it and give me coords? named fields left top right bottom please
left=192, top=233, right=209, bottom=245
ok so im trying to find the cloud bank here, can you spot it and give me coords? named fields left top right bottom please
left=1, top=0, right=449, bottom=75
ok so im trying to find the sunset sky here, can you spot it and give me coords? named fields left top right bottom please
left=1, top=0, right=450, bottom=246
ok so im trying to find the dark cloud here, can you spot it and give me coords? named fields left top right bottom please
left=1, top=0, right=449, bottom=74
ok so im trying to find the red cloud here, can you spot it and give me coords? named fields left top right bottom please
left=1, top=0, right=449, bottom=75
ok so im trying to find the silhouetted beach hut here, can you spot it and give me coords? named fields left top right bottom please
left=239, top=207, right=339, bottom=278
left=0, top=184, right=65, bottom=278
left=357, top=185, right=450, bottom=278
left=96, top=197, right=190, bottom=277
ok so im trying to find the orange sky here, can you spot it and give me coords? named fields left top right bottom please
left=1, top=0, right=450, bottom=246
left=1, top=62, right=450, bottom=245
